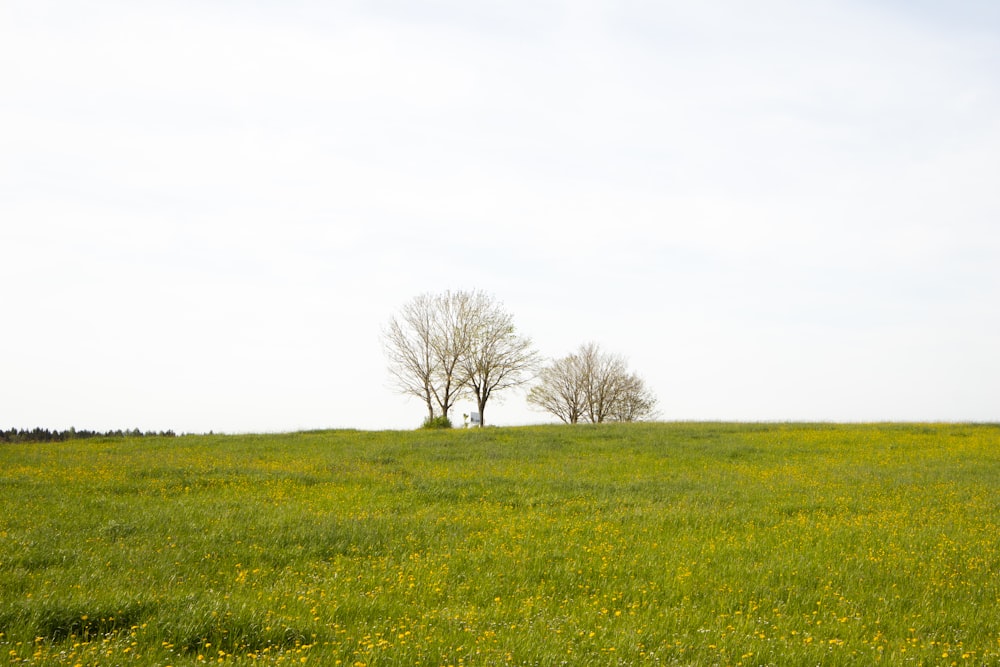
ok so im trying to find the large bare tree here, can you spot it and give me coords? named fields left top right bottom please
left=426, top=290, right=480, bottom=421
left=460, top=296, right=538, bottom=427
left=528, top=343, right=658, bottom=423
left=382, top=291, right=481, bottom=423
left=382, top=293, right=438, bottom=421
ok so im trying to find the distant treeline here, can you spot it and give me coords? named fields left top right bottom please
left=0, top=427, right=177, bottom=443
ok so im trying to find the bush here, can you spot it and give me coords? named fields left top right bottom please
left=420, top=415, right=453, bottom=429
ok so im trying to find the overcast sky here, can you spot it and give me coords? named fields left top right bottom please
left=2, top=1, right=998, bottom=432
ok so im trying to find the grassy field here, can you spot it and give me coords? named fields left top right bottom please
left=1, top=423, right=999, bottom=666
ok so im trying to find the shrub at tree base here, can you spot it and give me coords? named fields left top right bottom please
left=420, top=415, right=453, bottom=429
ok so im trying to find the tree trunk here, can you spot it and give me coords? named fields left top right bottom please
left=477, top=395, right=487, bottom=427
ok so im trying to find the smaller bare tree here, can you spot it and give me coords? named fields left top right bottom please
left=526, top=353, right=587, bottom=424
left=528, top=343, right=658, bottom=423
left=578, top=343, right=630, bottom=424
left=609, top=372, right=658, bottom=423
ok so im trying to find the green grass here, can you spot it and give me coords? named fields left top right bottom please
left=1, top=423, right=999, bottom=665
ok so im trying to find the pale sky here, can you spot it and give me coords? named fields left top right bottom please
left=2, top=1, right=998, bottom=432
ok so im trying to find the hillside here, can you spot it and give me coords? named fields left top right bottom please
left=2, top=423, right=998, bottom=665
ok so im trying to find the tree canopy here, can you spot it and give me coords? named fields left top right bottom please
left=528, top=343, right=657, bottom=424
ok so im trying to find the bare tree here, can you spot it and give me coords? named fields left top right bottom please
left=526, top=352, right=587, bottom=424
left=609, top=372, right=658, bottom=422
left=460, top=297, right=539, bottom=427
left=426, top=290, right=480, bottom=421
left=382, top=294, right=438, bottom=421
left=579, top=342, right=630, bottom=424
left=382, top=291, right=482, bottom=424
left=528, top=343, right=658, bottom=423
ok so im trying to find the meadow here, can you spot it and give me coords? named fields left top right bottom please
left=1, top=422, right=999, bottom=666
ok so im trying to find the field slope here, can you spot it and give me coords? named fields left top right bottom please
left=2, top=423, right=999, bottom=665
